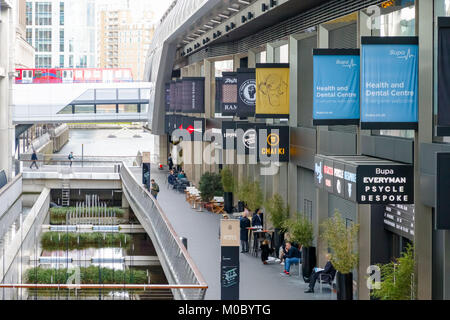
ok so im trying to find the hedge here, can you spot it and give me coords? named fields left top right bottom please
left=49, top=207, right=125, bottom=225
left=25, top=266, right=148, bottom=284
left=41, top=232, right=131, bottom=250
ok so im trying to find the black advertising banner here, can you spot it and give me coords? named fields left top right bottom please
left=384, top=204, right=415, bottom=240
left=237, top=68, right=256, bottom=117
left=222, top=121, right=237, bottom=150
left=215, top=77, right=223, bottom=114
left=344, top=164, right=357, bottom=202
left=221, top=72, right=238, bottom=116
left=165, top=83, right=171, bottom=112
left=182, top=116, right=205, bottom=141
left=183, top=77, right=205, bottom=113
left=175, top=80, right=183, bottom=112
left=436, top=152, right=450, bottom=229
left=333, top=161, right=345, bottom=198
left=258, top=125, right=289, bottom=162
left=169, top=81, right=176, bottom=112
left=437, top=18, right=450, bottom=136
left=236, top=122, right=259, bottom=155
left=221, top=246, right=239, bottom=300
left=323, top=159, right=334, bottom=194
left=356, top=165, right=414, bottom=205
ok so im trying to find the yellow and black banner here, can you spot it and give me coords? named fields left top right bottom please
left=255, top=63, right=290, bottom=118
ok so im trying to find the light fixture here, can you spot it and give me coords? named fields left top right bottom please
left=227, top=7, right=240, bottom=12
left=186, top=36, right=195, bottom=41
left=248, top=12, right=254, bottom=19
left=204, top=24, right=213, bottom=29
left=270, top=0, right=277, bottom=7
left=197, top=29, right=206, bottom=33
left=191, top=33, right=201, bottom=37
left=210, top=19, right=221, bottom=24
left=262, top=3, right=268, bottom=11
left=238, top=0, right=250, bottom=4
left=182, top=40, right=189, bottom=44
left=218, top=14, right=229, bottom=19
left=241, top=16, right=247, bottom=23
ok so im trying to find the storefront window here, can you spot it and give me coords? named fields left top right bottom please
left=214, top=60, right=233, bottom=77
left=96, top=105, right=117, bottom=113
left=368, top=1, right=416, bottom=139
left=279, top=44, right=289, bottom=63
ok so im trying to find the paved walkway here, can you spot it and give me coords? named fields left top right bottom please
left=151, top=169, right=334, bottom=300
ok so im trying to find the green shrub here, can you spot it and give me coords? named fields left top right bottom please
left=283, top=212, right=314, bottom=247
left=371, top=244, right=416, bottom=300
left=238, top=179, right=263, bottom=212
left=25, top=266, right=147, bottom=284
left=41, top=232, right=131, bottom=250
left=320, top=211, right=359, bottom=274
left=265, top=194, right=288, bottom=230
left=49, top=207, right=124, bottom=224
left=220, top=167, right=234, bottom=193
left=199, top=172, right=223, bottom=202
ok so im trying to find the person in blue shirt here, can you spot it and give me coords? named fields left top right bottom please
left=168, top=170, right=176, bottom=185
left=30, top=149, right=39, bottom=169
left=282, top=242, right=301, bottom=276
left=177, top=170, right=186, bottom=179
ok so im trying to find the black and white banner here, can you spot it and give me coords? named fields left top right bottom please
left=236, top=68, right=256, bottom=117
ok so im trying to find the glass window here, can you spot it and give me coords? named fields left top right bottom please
left=26, top=28, right=32, bottom=45
left=140, top=89, right=150, bottom=100
left=35, top=28, right=52, bottom=52
left=75, top=105, right=95, bottom=114
left=26, top=2, right=32, bottom=25
left=60, top=2, right=64, bottom=25
left=59, top=30, right=64, bottom=52
left=140, top=104, right=148, bottom=113
left=75, top=90, right=95, bottom=101
left=96, top=89, right=117, bottom=100
left=118, top=104, right=138, bottom=113
left=96, top=105, right=117, bottom=113
left=59, top=55, right=64, bottom=68
left=279, top=44, right=289, bottom=63
left=118, top=89, right=139, bottom=100
left=35, top=55, right=51, bottom=68
left=35, top=2, right=52, bottom=26
left=214, top=60, right=233, bottom=77
left=57, top=105, right=73, bottom=114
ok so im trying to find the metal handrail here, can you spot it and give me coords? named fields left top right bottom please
left=0, top=284, right=207, bottom=289
left=120, top=163, right=207, bottom=299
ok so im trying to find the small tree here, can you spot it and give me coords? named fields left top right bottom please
left=321, top=211, right=359, bottom=274
left=199, top=172, right=223, bottom=202
left=220, top=167, right=234, bottom=193
left=283, top=213, right=314, bottom=247
left=265, top=194, right=289, bottom=230
left=371, top=244, right=416, bottom=300
left=237, top=178, right=263, bottom=212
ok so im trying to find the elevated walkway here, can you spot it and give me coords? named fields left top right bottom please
left=12, top=81, right=152, bottom=124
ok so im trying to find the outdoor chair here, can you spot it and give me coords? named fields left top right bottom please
left=318, top=273, right=336, bottom=293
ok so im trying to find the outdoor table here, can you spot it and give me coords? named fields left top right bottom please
left=247, top=227, right=273, bottom=257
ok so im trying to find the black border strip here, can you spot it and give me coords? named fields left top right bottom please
left=360, top=122, right=418, bottom=130
left=313, top=119, right=360, bottom=126
left=255, top=114, right=290, bottom=119
left=255, top=63, right=290, bottom=69
left=313, top=49, right=360, bottom=56
left=436, top=126, right=450, bottom=137
left=361, top=36, right=418, bottom=45
left=237, top=68, right=256, bottom=73
left=182, top=77, right=205, bottom=80
left=222, top=72, right=237, bottom=77
left=438, top=16, right=450, bottom=28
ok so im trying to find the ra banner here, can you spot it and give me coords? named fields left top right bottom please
left=313, top=49, right=360, bottom=125
left=236, top=68, right=256, bottom=117
left=221, top=72, right=238, bottom=116
left=361, top=37, right=418, bottom=130
left=437, top=18, right=450, bottom=136
left=255, top=63, right=289, bottom=118
left=182, top=77, right=205, bottom=113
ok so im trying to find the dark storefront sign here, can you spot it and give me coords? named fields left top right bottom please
left=222, top=121, right=237, bottom=150
left=215, top=77, right=223, bottom=114
left=182, top=77, right=205, bottom=113
left=165, top=83, right=171, bottom=112
left=313, top=49, right=360, bottom=125
left=437, top=18, right=450, bottom=136
left=220, top=220, right=240, bottom=300
left=221, top=72, right=238, bottom=116
left=175, top=80, right=183, bottom=112
left=314, top=155, right=413, bottom=204
left=169, top=81, right=176, bottom=112
left=236, top=68, right=256, bottom=117
left=361, top=37, right=418, bottom=130
left=258, top=126, right=290, bottom=162
left=384, top=204, right=415, bottom=241
left=436, top=152, right=450, bottom=230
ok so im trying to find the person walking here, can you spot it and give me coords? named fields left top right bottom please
left=150, top=179, right=160, bottom=199
left=68, top=152, right=74, bottom=167
left=168, top=153, right=173, bottom=171
left=240, top=209, right=251, bottom=253
left=30, top=149, right=39, bottom=169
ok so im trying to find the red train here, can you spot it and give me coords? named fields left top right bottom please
left=15, top=68, right=133, bottom=84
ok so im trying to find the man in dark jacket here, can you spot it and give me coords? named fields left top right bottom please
left=251, top=209, right=263, bottom=227
left=282, top=242, right=301, bottom=276
left=240, top=210, right=251, bottom=253
left=304, top=254, right=336, bottom=293
left=30, top=149, right=39, bottom=169
left=168, top=153, right=173, bottom=170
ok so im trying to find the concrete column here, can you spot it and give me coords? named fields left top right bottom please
left=415, top=0, right=433, bottom=300
left=357, top=204, right=371, bottom=300
left=316, top=188, right=329, bottom=267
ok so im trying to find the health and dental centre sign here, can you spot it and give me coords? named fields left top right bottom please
left=314, top=155, right=414, bottom=205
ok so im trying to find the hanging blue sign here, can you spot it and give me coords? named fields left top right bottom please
left=361, top=37, right=418, bottom=130
left=313, top=49, right=360, bottom=125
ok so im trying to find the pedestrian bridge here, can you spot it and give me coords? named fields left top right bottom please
left=11, top=81, right=152, bottom=124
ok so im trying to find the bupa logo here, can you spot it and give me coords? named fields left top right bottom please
left=336, top=58, right=357, bottom=69
left=389, top=48, right=415, bottom=61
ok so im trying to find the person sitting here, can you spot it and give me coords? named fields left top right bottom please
left=177, top=170, right=187, bottom=180
left=260, top=239, right=273, bottom=265
left=168, top=170, right=176, bottom=186
left=304, top=253, right=336, bottom=293
left=282, top=242, right=301, bottom=276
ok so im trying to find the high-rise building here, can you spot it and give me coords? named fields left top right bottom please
left=97, top=4, right=155, bottom=80
left=25, top=0, right=96, bottom=68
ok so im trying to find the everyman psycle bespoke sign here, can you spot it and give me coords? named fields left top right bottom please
left=314, top=155, right=414, bottom=205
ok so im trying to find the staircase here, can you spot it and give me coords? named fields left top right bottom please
left=61, top=180, right=70, bottom=207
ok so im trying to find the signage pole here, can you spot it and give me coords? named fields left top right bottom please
left=220, top=219, right=240, bottom=300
